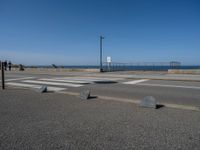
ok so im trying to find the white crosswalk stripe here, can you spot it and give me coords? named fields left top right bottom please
left=5, top=77, right=35, bottom=82
left=22, top=80, right=83, bottom=87
left=123, top=79, right=150, bottom=84
left=7, top=76, right=124, bottom=92
left=55, top=77, right=123, bottom=82
left=6, top=82, right=66, bottom=91
left=39, top=78, right=91, bottom=84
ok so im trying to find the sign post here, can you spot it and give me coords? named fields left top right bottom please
left=1, top=61, right=5, bottom=90
left=107, top=56, right=112, bottom=72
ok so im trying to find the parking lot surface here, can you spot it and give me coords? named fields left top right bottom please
left=0, top=89, right=200, bottom=150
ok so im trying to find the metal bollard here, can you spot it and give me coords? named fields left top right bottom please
left=1, top=62, right=5, bottom=90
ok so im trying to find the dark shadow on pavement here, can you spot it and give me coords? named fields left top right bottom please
left=88, top=96, right=98, bottom=100
left=94, top=81, right=118, bottom=84
left=156, top=104, right=165, bottom=109
left=45, top=91, right=54, bottom=93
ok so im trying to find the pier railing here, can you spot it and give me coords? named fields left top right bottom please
left=102, top=62, right=181, bottom=72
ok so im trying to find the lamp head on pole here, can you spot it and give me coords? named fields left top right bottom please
left=100, top=35, right=105, bottom=39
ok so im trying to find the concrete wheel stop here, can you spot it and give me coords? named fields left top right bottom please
left=80, top=90, right=90, bottom=100
left=139, top=96, right=162, bottom=109
left=80, top=90, right=96, bottom=100
left=38, top=85, right=48, bottom=93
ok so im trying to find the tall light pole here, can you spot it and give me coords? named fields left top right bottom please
left=100, top=35, right=104, bottom=72
left=1, top=61, right=5, bottom=90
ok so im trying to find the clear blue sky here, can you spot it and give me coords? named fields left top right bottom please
left=0, top=0, right=200, bottom=65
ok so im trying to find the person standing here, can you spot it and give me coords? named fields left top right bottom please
left=4, top=60, right=7, bottom=71
left=8, top=61, right=12, bottom=71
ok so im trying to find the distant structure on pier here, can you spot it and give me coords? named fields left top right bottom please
left=170, top=61, right=181, bottom=68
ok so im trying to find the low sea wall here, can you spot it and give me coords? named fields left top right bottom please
left=168, top=69, right=200, bottom=75
left=10, top=67, right=200, bottom=74
left=11, top=67, right=100, bottom=72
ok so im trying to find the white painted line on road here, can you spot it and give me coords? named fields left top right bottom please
left=7, top=82, right=39, bottom=88
left=6, top=82, right=66, bottom=91
left=79, top=77, right=123, bottom=81
left=57, top=77, right=123, bottom=81
left=5, top=77, right=35, bottom=82
left=39, top=78, right=91, bottom=84
left=163, top=103, right=200, bottom=111
left=55, top=77, right=97, bottom=82
left=123, top=79, right=150, bottom=85
left=22, top=80, right=83, bottom=87
left=45, top=87, right=66, bottom=91
left=137, top=83, right=200, bottom=90
left=57, top=91, right=200, bottom=111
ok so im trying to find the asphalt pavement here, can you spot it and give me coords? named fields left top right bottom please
left=2, top=71, right=200, bottom=108
left=0, top=88, right=200, bottom=150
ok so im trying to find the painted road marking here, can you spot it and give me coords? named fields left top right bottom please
left=7, top=82, right=38, bottom=88
left=39, top=78, right=91, bottom=84
left=55, top=77, right=99, bottom=82
left=57, top=91, right=200, bottom=111
left=56, top=77, right=123, bottom=81
left=137, top=83, right=200, bottom=90
left=5, top=77, right=35, bottom=82
left=123, top=79, right=150, bottom=85
left=6, top=82, right=66, bottom=91
left=22, top=80, right=83, bottom=87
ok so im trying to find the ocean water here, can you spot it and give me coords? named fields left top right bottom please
left=31, top=65, right=200, bottom=71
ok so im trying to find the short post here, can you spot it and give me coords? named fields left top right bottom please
left=1, top=62, right=5, bottom=89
